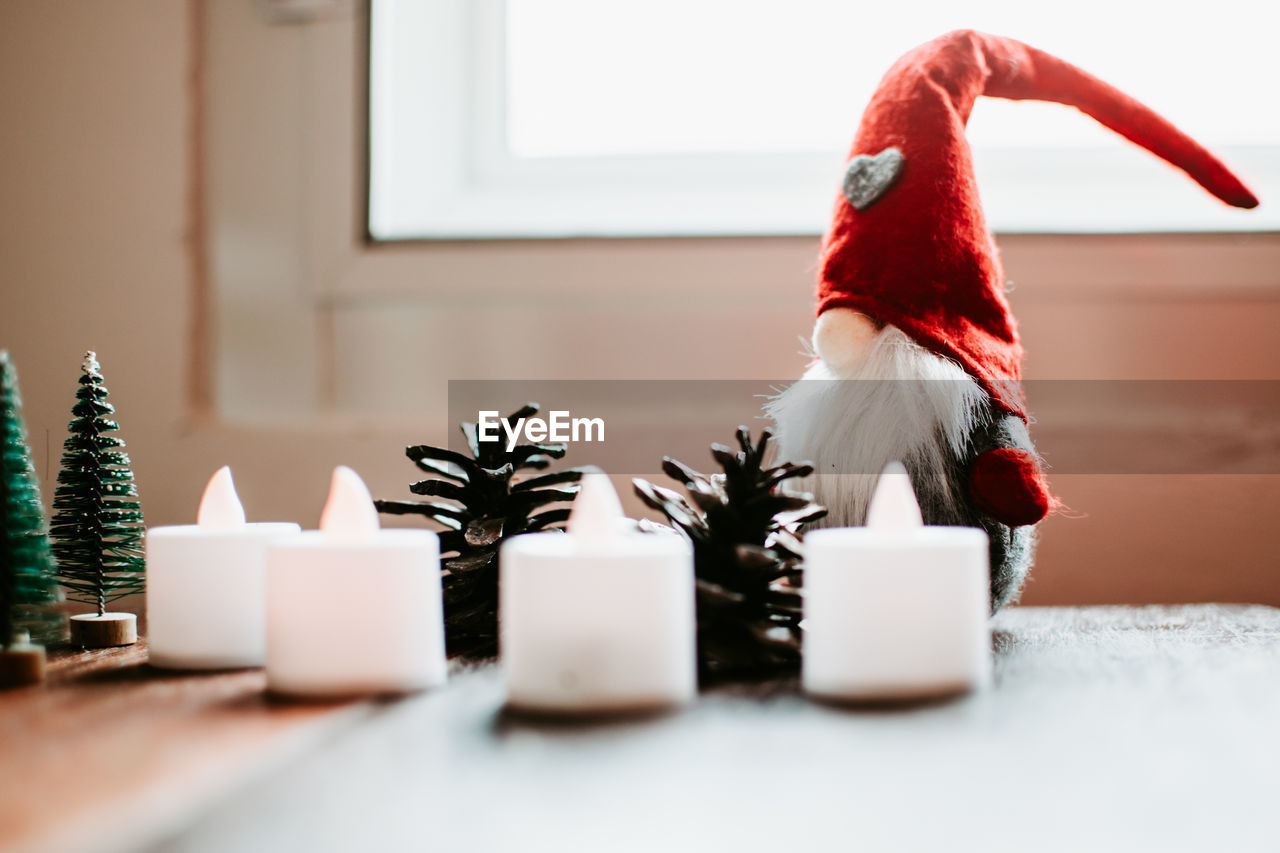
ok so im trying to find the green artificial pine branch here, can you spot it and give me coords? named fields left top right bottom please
left=51, top=352, right=145, bottom=616
left=376, top=403, right=586, bottom=659
left=0, top=351, right=62, bottom=647
left=634, top=427, right=826, bottom=682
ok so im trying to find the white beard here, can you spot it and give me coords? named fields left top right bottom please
left=766, top=325, right=990, bottom=529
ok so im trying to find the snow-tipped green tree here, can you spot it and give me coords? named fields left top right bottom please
left=0, top=350, right=62, bottom=646
left=51, top=352, right=145, bottom=614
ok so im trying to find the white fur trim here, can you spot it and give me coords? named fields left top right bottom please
left=767, top=325, right=988, bottom=528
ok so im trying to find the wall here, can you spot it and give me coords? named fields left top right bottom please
left=0, top=0, right=406, bottom=551
left=0, top=1, right=194, bottom=524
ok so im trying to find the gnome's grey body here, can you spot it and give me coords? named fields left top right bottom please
left=960, top=414, right=1038, bottom=608
left=767, top=312, right=1039, bottom=609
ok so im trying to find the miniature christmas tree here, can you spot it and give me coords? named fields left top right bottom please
left=0, top=352, right=62, bottom=684
left=634, top=427, right=825, bottom=682
left=51, top=352, right=144, bottom=647
left=377, top=403, right=585, bottom=659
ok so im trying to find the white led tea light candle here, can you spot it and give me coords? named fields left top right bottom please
left=803, top=462, right=991, bottom=701
left=146, top=467, right=300, bottom=669
left=265, top=466, right=447, bottom=698
left=500, top=472, right=696, bottom=714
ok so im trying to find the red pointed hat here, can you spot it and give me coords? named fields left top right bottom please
left=818, top=29, right=1258, bottom=420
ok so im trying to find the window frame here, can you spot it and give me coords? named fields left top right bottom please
left=366, top=0, right=1278, bottom=241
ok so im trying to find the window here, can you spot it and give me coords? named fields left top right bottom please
left=369, top=0, right=1279, bottom=239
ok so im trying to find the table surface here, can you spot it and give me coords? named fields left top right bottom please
left=2, top=604, right=1278, bottom=853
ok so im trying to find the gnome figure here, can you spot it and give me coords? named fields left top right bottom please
left=768, top=30, right=1257, bottom=608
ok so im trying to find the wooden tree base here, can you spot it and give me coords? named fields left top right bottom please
left=70, top=613, right=138, bottom=648
left=0, top=643, right=47, bottom=686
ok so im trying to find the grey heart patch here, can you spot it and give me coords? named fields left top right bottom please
left=842, top=147, right=904, bottom=211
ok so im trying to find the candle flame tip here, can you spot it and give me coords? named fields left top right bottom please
left=866, top=460, right=924, bottom=530
left=320, top=466, right=380, bottom=536
left=197, top=466, right=247, bottom=530
left=569, top=471, right=626, bottom=541
left=880, top=460, right=909, bottom=478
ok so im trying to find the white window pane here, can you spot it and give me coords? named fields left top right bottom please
left=507, top=0, right=1280, bottom=158
left=370, top=0, right=1278, bottom=237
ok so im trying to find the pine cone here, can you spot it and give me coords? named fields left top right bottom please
left=376, top=403, right=585, bottom=659
left=634, top=426, right=825, bottom=682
